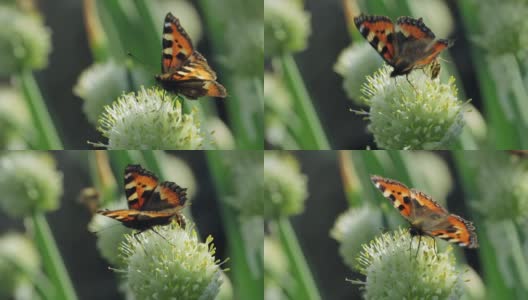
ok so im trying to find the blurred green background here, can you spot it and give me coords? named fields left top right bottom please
left=295, top=1, right=480, bottom=149
left=265, top=0, right=528, bottom=150
left=265, top=150, right=528, bottom=299
left=0, top=151, right=226, bottom=299
left=0, top=0, right=263, bottom=149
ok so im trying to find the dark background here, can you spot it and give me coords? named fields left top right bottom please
left=291, top=0, right=481, bottom=149
left=38, top=0, right=98, bottom=148
left=288, top=151, right=480, bottom=300
left=0, top=151, right=225, bottom=300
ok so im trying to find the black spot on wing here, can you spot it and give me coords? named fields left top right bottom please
left=370, top=36, right=380, bottom=48
left=163, top=24, right=173, bottom=34
left=162, top=39, right=173, bottom=49
left=124, top=175, right=134, bottom=185
left=176, top=53, right=186, bottom=60
left=387, top=33, right=393, bottom=43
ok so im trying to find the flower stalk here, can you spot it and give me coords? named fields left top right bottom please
left=18, top=69, right=62, bottom=149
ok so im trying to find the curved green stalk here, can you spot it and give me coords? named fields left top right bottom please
left=276, top=217, right=321, bottom=300
left=18, top=69, right=63, bottom=149
left=206, top=151, right=263, bottom=299
left=278, top=55, right=330, bottom=149
left=29, top=213, right=77, bottom=300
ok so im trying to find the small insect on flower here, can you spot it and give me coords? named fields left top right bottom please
left=155, top=12, right=227, bottom=99
left=354, top=14, right=452, bottom=79
left=97, top=164, right=188, bottom=240
left=370, top=175, right=478, bottom=255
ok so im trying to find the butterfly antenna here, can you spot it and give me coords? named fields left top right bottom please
left=126, top=52, right=159, bottom=74
left=151, top=227, right=177, bottom=247
left=435, top=55, right=452, bottom=65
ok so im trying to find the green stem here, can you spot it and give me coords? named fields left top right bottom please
left=451, top=151, right=514, bottom=300
left=337, top=151, right=363, bottom=207
left=132, top=0, right=164, bottom=70
left=205, top=151, right=263, bottom=299
left=350, top=151, right=384, bottom=205
left=276, top=217, right=321, bottom=300
left=197, top=0, right=264, bottom=149
left=18, top=69, right=63, bottom=149
left=278, top=54, right=330, bottom=149
left=457, top=0, right=518, bottom=149
left=28, top=213, right=77, bottom=300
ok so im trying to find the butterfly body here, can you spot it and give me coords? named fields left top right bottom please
left=354, top=14, right=450, bottom=78
left=97, top=164, right=187, bottom=231
left=156, top=13, right=226, bottom=99
left=370, top=175, right=478, bottom=248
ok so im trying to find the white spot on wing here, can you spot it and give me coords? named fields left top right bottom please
left=377, top=41, right=385, bottom=52
left=163, top=48, right=173, bottom=55
left=128, top=192, right=138, bottom=201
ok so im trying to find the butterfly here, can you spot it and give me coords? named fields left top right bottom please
left=370, top=175, right=478, bottom=251
left=97, top=164, right=187, bottom=234
left=354, top=14, right=451, bottom=79
left=155, top=12, right=227, bottom=99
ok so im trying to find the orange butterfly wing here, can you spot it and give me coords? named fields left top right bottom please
left=355, top=15, right=451, bottom=77
left=98, top=164, right=188, bottom=231
left=98, top=209, right=142, bottom=223
left=370, top=175, right=413, bottom=218
left=124, top=164, right=159, bottom=210
left=393, top=17, right=450, bottom=69
left=161, top=12, right=193, bottom=73
left=157, top=13, right=227, bottom=99
left=169, top=51, right=217, bottom=81
left=141, top=181, right=187, bottom=211
left=354, top=15, right=395, bottom=64
left=413, top=40, right=449, bottom=67
left=371, top=175, right=478, bottom=248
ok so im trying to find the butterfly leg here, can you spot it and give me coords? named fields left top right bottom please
left=408, top=235, right=414, bottom=259
left=151, top=226, right=176, bottom=247
left=415, top=235, right=422, bottom=259
left=133, top=230, right=148, bottom=254
left=405, top=74, right=417, bottom=92
left=432, top=237, right=438, bottom=257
